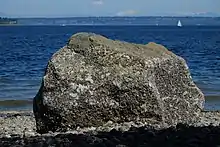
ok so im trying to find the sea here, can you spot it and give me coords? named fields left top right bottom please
left=0, top=17, right=219, bottom=110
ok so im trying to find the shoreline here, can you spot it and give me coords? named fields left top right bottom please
left=1, top=94, right=220, bottom=111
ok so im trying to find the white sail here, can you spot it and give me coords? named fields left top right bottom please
left=177, top=20, right=182, bottom=27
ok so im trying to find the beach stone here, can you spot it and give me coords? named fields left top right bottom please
left=33, top=32, right=204, bottom=133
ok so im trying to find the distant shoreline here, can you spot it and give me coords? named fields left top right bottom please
left=12, top=16, right=220, bottom=19
left=0, top=24, right=220, bottom=27
left=0, top=24, right=20, bottom=26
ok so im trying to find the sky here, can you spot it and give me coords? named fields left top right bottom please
left=0, top=0, right=220, bottom=17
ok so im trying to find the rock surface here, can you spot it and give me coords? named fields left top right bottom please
left=33, top=32, right=204, bottom=133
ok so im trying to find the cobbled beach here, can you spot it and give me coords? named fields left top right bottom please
left=1, top=110, right=220, bottom=146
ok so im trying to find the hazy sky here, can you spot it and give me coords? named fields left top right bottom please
left=0, top=0, right=220, bottom=17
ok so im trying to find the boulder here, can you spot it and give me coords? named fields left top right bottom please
left=33, top=32, right=204, bottom=133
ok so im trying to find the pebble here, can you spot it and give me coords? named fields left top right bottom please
left=4, top=134, right=11, bottom=138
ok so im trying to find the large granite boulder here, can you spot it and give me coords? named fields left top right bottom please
left=33, top=32, right=204, bottom=133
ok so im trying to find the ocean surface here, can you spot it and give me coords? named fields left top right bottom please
left=0, top=17, right=220, bottom=110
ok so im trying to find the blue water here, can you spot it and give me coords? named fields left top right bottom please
left=17, top=17, right=220, bottom=26
left=0, top=24, right=220, bottom=110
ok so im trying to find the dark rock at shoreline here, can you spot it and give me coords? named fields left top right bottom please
left=33, top=32, right=204, bottom=133
left=1, top=124, right=220, bottom=147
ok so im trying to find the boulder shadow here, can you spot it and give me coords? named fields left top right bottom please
left=1, top=124, right=220, bottom=147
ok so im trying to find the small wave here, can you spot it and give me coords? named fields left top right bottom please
left=0, top=77, right=13, bottom=84
left=205, top=95, right=220, bottom=101
left=205, top=95, right=220, bottom=111
left=0, top=99, right=33, bottom=110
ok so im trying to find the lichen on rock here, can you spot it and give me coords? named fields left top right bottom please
left=33, top=32, right=204, bottom=133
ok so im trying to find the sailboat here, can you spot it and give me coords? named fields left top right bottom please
left=177, top=20, right=182, bottom=27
